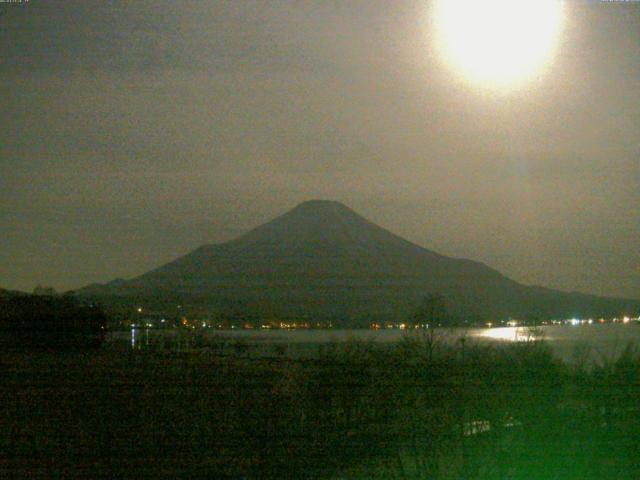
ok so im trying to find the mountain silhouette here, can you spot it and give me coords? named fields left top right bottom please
left=78, top=200, right=640, bottom=325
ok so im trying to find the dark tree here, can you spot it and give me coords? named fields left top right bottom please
left=0, top=294, right=107, bottom=349
left=409, top=294, right=450, bottom=363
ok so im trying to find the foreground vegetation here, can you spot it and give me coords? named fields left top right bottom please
left=1, top=333, right=639, bottom=478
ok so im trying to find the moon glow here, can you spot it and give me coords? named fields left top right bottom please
left=434, top=0, right=564, bottom=88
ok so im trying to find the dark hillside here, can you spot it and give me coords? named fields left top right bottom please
left=78, top=201, right=640, bottom=324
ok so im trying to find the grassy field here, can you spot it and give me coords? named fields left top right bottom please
left=1, top=334, right=640, bottom=478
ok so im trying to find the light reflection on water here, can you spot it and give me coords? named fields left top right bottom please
left=472, top=326, right=551, bottom=342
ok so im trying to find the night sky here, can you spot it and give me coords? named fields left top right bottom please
left=1, top=1, right=639, bottom=299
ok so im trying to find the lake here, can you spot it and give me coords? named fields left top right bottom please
left=109, top=323, right=640, bottom=364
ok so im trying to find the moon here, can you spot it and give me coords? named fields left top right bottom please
left=434, top=0, right=564, bottom=88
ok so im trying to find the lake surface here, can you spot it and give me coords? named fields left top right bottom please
left=109, top=323, right=640, bottom=364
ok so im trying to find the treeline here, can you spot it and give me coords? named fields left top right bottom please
left=1, top=335, right=640, bottom=478
left=0, top=294, right=107, bottom=348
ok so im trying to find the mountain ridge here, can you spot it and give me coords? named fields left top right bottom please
left=77, top=200, right=640, bottom=325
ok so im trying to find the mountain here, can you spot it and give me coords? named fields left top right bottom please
left=77, top=200, right=640, bottom=325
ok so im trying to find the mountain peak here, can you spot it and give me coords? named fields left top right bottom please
left=291, top=200, right=350, bottom=214
left=231, top=199, right=372, bottom=248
